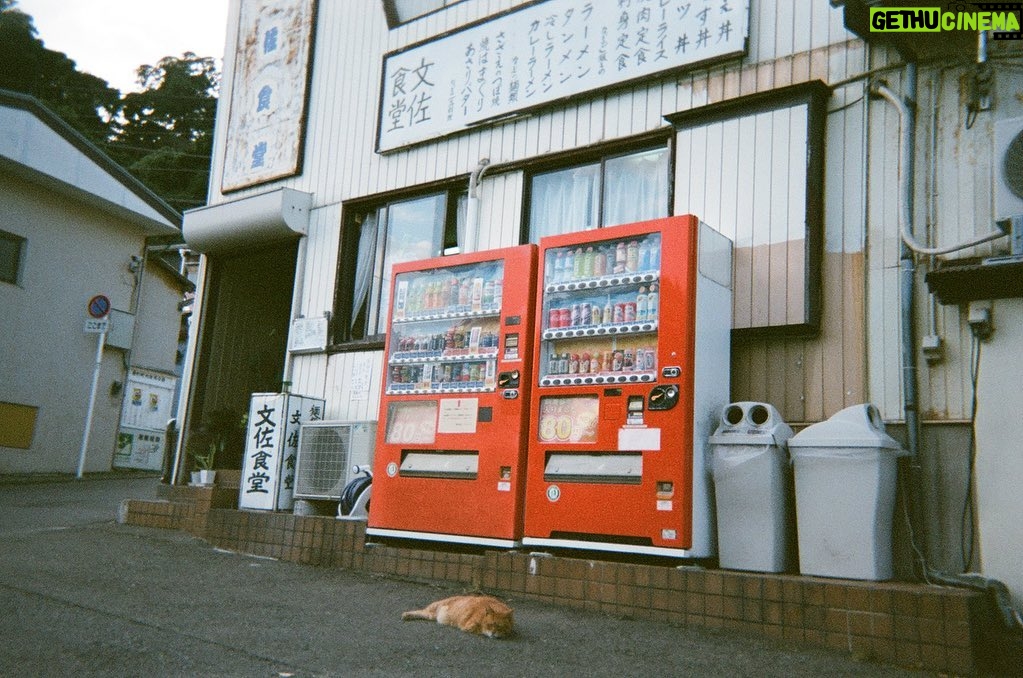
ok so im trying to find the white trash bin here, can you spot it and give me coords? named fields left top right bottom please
left=710, top=402, right=793, bottom=573
left=788, top=403, right=907, bottom=581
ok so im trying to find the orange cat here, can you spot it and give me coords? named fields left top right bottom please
left=401, top=594, right=515, bottom=638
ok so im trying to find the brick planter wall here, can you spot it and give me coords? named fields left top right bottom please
left=122, top=497, right=999, bottom=675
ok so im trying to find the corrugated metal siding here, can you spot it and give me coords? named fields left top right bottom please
left=202, top=1, right=1008, bottom=426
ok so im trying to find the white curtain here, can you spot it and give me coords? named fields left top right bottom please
left=349, top=210, right=379, bottom=337
left=529, top=163, right=600, bottom=240
left=603, top=148, right=668, bottom=227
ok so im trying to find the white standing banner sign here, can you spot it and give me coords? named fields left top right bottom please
left=377, top=0, right=749, bottom=152
left=240, top=392, right=324, bottom=511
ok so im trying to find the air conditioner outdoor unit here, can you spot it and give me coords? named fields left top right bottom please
left=995, top=116, right=1023, bottom=221
left=293, top=421, right=377, bottom=501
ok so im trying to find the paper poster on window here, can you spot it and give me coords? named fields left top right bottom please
left=377, top=0, right=749, bottom=151
left=222, top=0, right=317, bottom=191
left=437, top=398, right=479, bottom=434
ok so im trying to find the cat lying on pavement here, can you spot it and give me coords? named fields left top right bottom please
left=401, top=594, right=515, bottom=638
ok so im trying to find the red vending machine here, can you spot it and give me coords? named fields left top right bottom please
left=522, top=216, right=732, bottom=558
left=367, top=245, right=537, bottom=547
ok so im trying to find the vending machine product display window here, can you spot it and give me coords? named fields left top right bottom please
left=368, top=245, right=538, bottom=547
left=523, top=215, right=733, bottom=558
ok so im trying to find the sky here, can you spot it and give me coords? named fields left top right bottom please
left=15, top=0, right=231, bottom=93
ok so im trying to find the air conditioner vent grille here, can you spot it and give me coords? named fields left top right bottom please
left=294, top=421, right=376, bottom=500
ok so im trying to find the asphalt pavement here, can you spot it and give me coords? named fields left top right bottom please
left=0, top=474, right=932, bottom=677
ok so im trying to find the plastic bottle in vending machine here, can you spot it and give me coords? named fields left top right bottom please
left=583, top=246, right=594, bottom=278
left=458, top=277, right=471, bottom=310
left=604, top=247, right=616, bottom=276
left=563, top=248, right=575, bottom=281
left=553, top=251, right=565, bottom=282
left=649, top=234, right=661, bottom=270
left=448, top=277, right=459, bottom=311
left=548, top=350, right=559, bottom=375
left=573, top=247, right=584, bottom=279
left=639, top=239, right=651, bottom=271
left=647, top=283, right=658, bottom=319
left=593, top=247, right=606, bottom=277
left=492, top=279, right=502, bottom=309
left=614, top=241, right=627, bottom=273
left=579, top=352, right=590, bottom=374
left=626, top=241, right=639, bottom=273
left=636, top=286, right=648, bottom=321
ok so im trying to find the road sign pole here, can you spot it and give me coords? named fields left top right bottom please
left=76, top=329, right=107, bottom=479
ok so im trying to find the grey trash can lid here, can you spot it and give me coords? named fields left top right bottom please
left=709, top=401, right=793, bottom=447
left=788, top=403, right=904, bottom=452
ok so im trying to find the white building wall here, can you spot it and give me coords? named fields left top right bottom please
left=0, top=174, right=146, bottom=473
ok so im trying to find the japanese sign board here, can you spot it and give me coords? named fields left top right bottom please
left=239, top=392, right=324, bottom=511
left=221, top=0, right=317, bottom=192
left=377, top=0, right=750, bottom=152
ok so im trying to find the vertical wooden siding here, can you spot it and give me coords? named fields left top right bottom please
left=207, top=1, right=998, bottom=425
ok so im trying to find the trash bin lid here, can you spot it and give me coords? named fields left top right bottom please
left=788, top=403, right=904, bottom=451
left=710, top=402, right=793, bottom=447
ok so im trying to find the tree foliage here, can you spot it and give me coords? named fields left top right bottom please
left=109, top=54, right=219, bottom=212
left=0, top=0, right=119, bottom=145
left=0, top=0, right=218, bottom=214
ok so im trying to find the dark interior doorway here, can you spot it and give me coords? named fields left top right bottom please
left=184, top=241, right=298, bottom=473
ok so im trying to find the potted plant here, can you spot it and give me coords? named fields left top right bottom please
left=190, top=440, right=222, bottom=486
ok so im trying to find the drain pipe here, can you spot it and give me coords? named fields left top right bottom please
left=870, top=69, right=925, bottom=578
left=871, top=73, right=922, bottom=461
left=465, top=158, right=491, bottom=254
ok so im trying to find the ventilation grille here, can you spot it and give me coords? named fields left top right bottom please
left=294, top=421, right=376, bottom=500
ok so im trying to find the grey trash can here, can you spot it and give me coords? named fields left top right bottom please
left=710, top=402, right=793, bottom=573
left=788, top=403, right=907, bottom=581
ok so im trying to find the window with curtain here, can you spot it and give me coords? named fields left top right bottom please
left=337, top=189, right=466, bottom=344
left=527, top=146, right=669, bottom=242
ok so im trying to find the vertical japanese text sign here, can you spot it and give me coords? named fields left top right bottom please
left=240, top=393, right=324, bottom=510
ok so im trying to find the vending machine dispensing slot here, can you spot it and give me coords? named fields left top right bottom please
left=544, top=452, right=642, bottom=484
left=399, top=450, right=479, bottom=479
left=367, top=245, right=538, bottom=548
left=523, top=216, right=733, bottom=559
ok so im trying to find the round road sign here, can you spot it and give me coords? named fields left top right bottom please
left=87, top=294, right=111, bottom=319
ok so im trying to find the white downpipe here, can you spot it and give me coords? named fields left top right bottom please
left=465, top=158, right=491, bottom=254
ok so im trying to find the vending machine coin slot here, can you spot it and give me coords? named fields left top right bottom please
left=648, top=384, right=679, bottom=410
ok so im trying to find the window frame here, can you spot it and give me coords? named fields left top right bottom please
left=0, top=229, right=26, bottom=286
left=380, top=0, right=465, bottom=29
left=332, top=183, right=467, bottom=350
left=520, top=134, right=675, bottom=244
left=665, top=81, right=829, bottom=337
